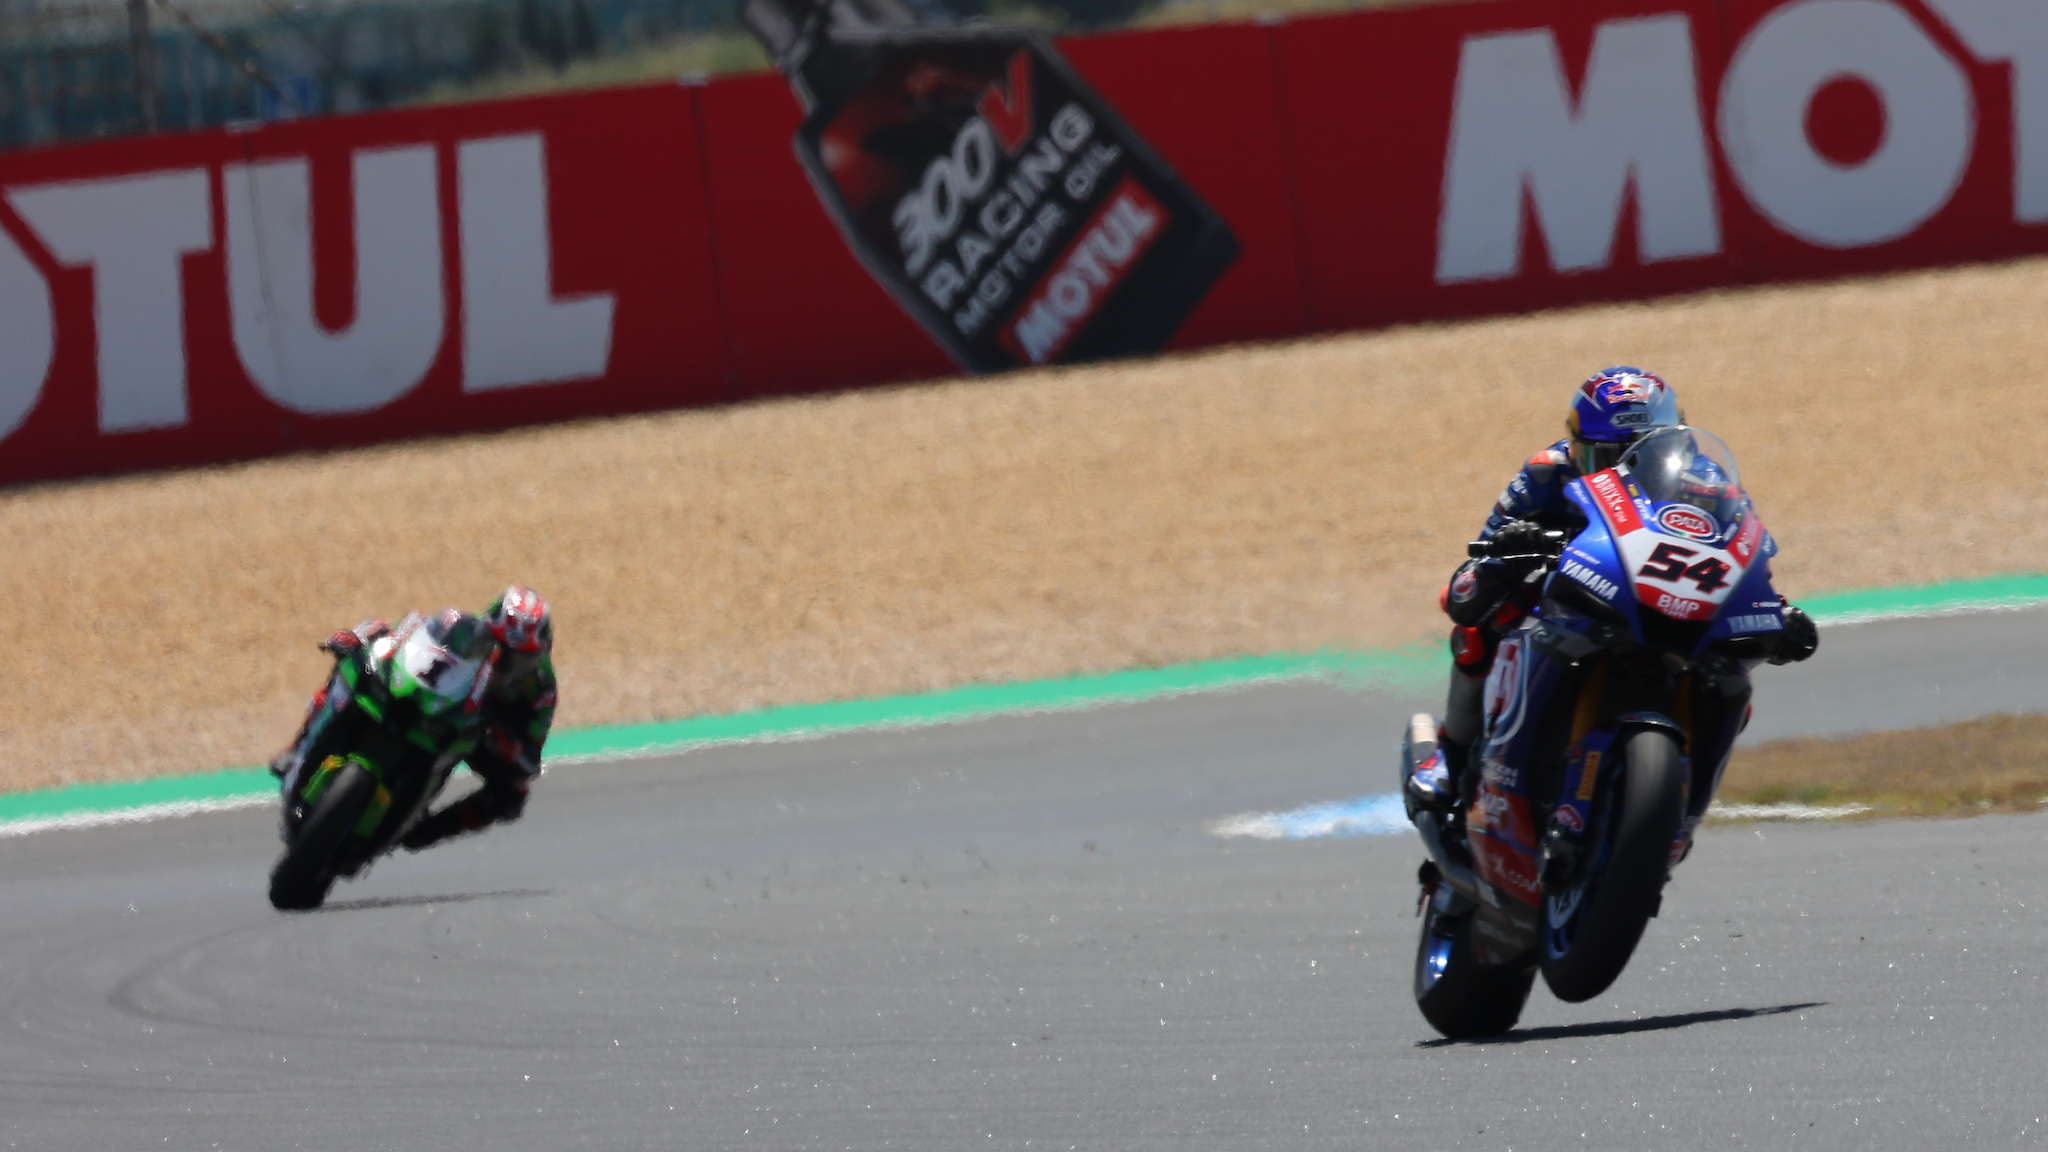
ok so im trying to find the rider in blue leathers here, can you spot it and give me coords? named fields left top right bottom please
left=1404, top=368, right=1818, bottom=814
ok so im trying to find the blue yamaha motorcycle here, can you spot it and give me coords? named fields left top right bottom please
left=1403, top=426, right=1795, bottom=1038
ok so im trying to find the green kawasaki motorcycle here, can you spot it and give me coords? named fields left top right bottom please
left=269, top=611, right=499, bottom=911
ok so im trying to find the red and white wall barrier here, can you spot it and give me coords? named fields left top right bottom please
left=0, top=0, right=2041, bottom=485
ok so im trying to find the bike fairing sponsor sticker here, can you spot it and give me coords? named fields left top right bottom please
left=1584, top=469, right=1644, bottom=535
left=1572, top=740, right=1609, bottom=802
left=1727, top=507, right=1766, bottom=565
left=1560, top=557, right=1619, bottom=600
left=1468, top=785, right=1542, bottom=906
left=1472, top=633, right=1544, bottom=907
left=1562, top=545, right=1607, bottom=571
left=1656, top=503, right=1718, bottom=541
left=1480, top=633, right=1532, bottom=750
left=1553, top=802, right=1585, bottom=833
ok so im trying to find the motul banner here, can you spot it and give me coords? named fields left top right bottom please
left=0, top=86, right=730, bottom=484
left=1279, top=0, right=2048, bottom=329
left=0, top=0, right=2044, bottom=485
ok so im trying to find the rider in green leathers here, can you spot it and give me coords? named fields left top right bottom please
left=271, top=585, right=556, bottom=851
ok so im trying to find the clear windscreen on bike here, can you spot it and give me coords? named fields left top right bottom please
left=423, top=611, right=496, bottom=663
left=1619, top=426, right=1747, bottom=536
left=400, top=612, right=496, bottom=712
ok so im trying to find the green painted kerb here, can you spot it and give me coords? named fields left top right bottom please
left=541, top=643, right=1445, bottom=763
left=0, top=645, right=1442, bottom=828
left=1801, top=572, right=2048, bottom=624
left=7, top=570, right=2048, bottom=828
left=0, top=767, right=272, bottom=826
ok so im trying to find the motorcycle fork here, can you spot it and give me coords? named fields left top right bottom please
left=352, top=758, right=395, bottom=837
left=1566, top=660, right=1701, bottom=873
left=1535, top=658, right=1609, bottom=814
left=1570, top=659, right=1609, bottom=746
left=299, top=755, right=347, bottom=807
left=1542, top=661, right=1611, bottom=888
left=1673, top=673, right=1696, bottom=815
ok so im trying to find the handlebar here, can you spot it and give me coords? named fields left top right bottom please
left=1467, top=527, right=1569, bottom=561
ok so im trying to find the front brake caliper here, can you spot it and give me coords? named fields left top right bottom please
left=1539, top=811, right=1589, bottom=893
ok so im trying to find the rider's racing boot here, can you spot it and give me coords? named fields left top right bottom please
left=1405, top=748, right=1455, bottom=814
left=1403, top=717, right=1469, bottom=819
left=400, top=807, right=470, bottom=852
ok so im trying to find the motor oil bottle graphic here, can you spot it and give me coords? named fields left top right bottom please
left=742, top=0, right=1238, bottom=372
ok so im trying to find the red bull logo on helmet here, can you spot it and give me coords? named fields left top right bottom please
left=1573, top=367, right=1677, bottom=443
left=1597, top=374, right=1657, bottom=405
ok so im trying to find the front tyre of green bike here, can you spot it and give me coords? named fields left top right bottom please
left=1414, top=896, right=1537, bottom=1039
left=268, top=764, right=376, bottom=911
left=1540, top=728, right=1686, bottom=1003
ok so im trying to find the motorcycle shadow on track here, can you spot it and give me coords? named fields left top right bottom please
left=304, top=888, right=552, bottom=915
left=1414, top=1000, right=1826, bottom=1048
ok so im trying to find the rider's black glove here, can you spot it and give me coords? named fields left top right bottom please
left=1769, top=605, right=1818, bottom=665
left=1489, top=519, right=1552, bottom=559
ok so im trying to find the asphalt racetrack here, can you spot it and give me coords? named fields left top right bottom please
left=5, top=610, right=2048, bottom=1149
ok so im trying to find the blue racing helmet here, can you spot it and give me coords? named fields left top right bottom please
left=1566, top=367, right=1682, bottom=473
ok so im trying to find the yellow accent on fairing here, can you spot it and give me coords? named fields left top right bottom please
left=1578, top=750, right=1602, bottom=801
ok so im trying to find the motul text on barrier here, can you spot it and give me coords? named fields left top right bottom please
left=1, top=0, right=2046, bottom=485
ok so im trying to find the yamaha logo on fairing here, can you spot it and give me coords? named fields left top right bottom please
left=1561, top=558, right=1619, bottom=600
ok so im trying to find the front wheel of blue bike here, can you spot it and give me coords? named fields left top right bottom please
left=1539, top=729, right=1685, bottom=1003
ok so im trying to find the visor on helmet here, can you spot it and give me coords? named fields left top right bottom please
left=1571, top=436, right=1630, bottom=475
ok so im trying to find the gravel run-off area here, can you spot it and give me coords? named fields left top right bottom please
left=4, top=257, right=2046, bottom=793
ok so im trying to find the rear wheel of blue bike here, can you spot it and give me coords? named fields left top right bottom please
left=1413, top=897, right=1537, bottom=1039
left=1540, top=729, right=1685, bottom=1003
